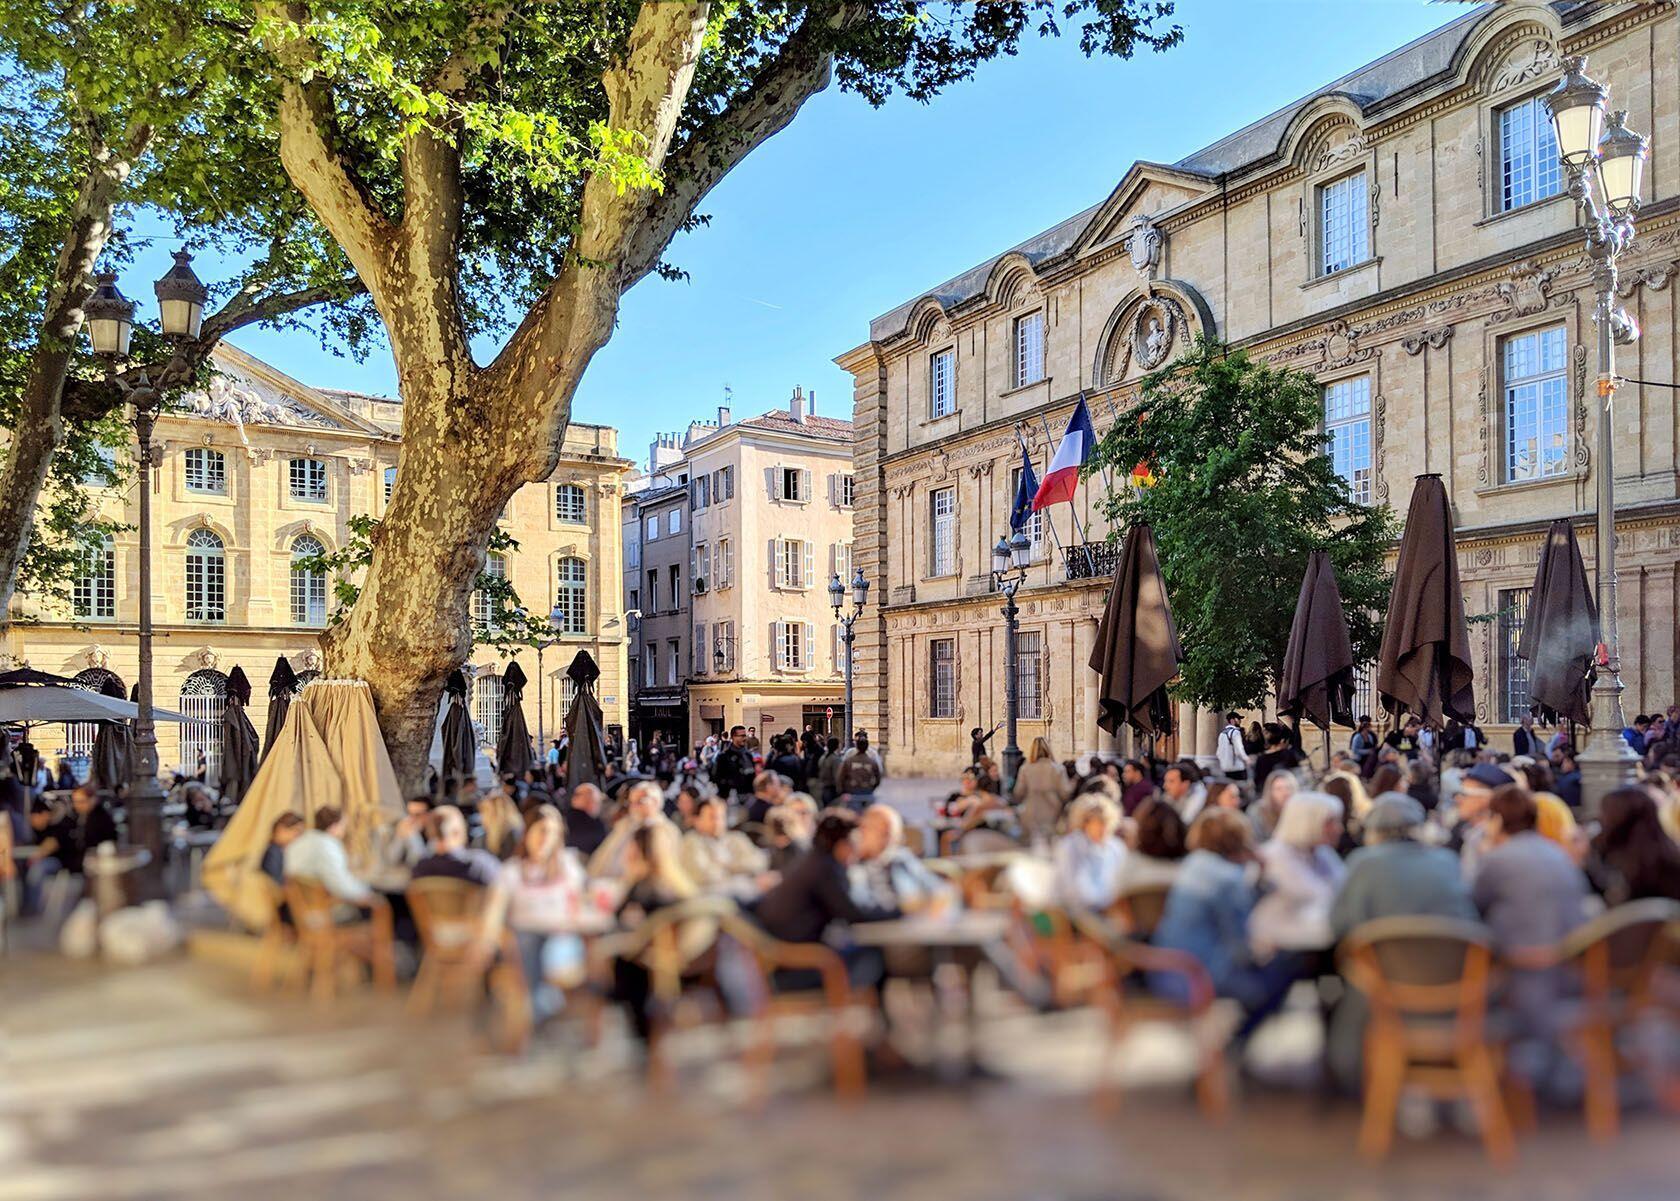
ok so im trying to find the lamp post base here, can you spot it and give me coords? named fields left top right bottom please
left=1577, top=730, right=1639, bottom=820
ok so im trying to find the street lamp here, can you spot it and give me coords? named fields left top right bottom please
left=1545, top=56, right=1648, bottom=814
left=829, top=566, right=870, bottom=740
left=513, top=602, right=568, bottom=756
left=84, top=251, right=209, bottom=896
left=991, top=529, right=1031, bottom=793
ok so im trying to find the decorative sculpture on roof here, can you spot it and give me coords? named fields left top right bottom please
left=1123, top=213, right=1164, bottom=283
left=184, top=373, right=345, bottom=433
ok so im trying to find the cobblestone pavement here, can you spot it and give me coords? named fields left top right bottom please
left=2, top=952, right=1674, bottom=1201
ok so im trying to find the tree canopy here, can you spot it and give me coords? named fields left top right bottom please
left=1087, top=337, right=1397, bottom=713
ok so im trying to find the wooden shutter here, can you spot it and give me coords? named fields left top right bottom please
left=772, top=620, right=785, bottom=670
left=770, top=538, right=783, bottom=588
left=802, top=541, right=814, bottom=590
left=798, top=467, right=812, bottom=503
left=770, top=463, right=783, bottom=500
left=803, top=622, right=815, bottom=670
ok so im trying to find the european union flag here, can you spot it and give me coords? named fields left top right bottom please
left=1010, top=446, right=1038, bottom=532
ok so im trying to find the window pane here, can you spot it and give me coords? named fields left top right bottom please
left=474, top=675, right=503, bottom=749
left=555, top=483, right=587, bottom=524
left=1498, top=587, right=1533, bottom=722
left=1322, top=376, right=1373, bottom=504
left=185, top=529, right=225, bottom=622
left=1016, top=630, right=1043, bottom=720
left=290, top=535, right=327, bottom=625
left=929, top=638, right=955, bottom=718
left=473, top=551, right=506, bottom=633
left=72, top=537, right=115, bottom=618
left=185, top=448, right=226, bottom=494
left=1320, top=170, right=1368, bottom=275
left=931, top=487, right=955, bottom=576
left=289, top=457, right=327, bottom=501
left=1502, top=326, right=1569, bottom=483
left=1014, top=311, right=1045, bottom=388
left=1499, top=96, right=1562, bottom=212
left=930, top=349, right=955, bottom=418
left=556, top=557, right=587, bottom=634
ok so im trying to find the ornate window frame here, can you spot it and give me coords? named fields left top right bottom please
left=1475, top=300, right=1587, bottom=497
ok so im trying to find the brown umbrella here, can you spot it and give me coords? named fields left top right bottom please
left=563, top=650, right=608, bottom=792
left=262, top=656, right=300, bottom=763
left=1517, top=518, right=1598, bottom=725
left=439, top=669, right=476, bottom=795
left=1278, top=549, right=1357, bottom=732
left=496, top=660, right=535, bottom=779
left=220, top=666, right=262, bottom=806
left=1376, top=474, right=1475, bottom=727
left=1088, top=521, right=1182, bottom=737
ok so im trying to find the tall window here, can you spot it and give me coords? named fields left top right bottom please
left=837, top=473, right=856, bottom=508
left=383, top=466, right=397, bottom=504
left=833, top=541, right=853, bottom=585
left=668, top=507, right=682, bottom=534
left=1013, top=310, right=1045, bottom=388
left=668, top=563, right=681, bottom=606
left=929, top=348, right=955, bottom=418
left=776, top=467, right=809, bottom=502
left=1502, top=325, right=1569, bottom=483
left=775, top=538, right=811, bottom=589
left=185, top=529, right=225, bottom=622
left=1498, top=95, right=1563, bottom=212
left=1008, top=466, right=1045, bottom=556
left=645, top=513, right=659, bottom=541
left=1498, top=587, right=1534, bottom=724
left=774, top=620, right=810, bottom=671
left=667, top=638, right=680, bottom=685
left=289, top=457, right=328, bottom=502
left=473, top=551, right=506, bottom=632
left=712, top=465, right=734, bottom=501
left=717, top=538, right=733, bottom=588
left=1319, top=170, right=1369, bottom=275
left=929, top=637, right=956, bottom=718
left=83, top=446, right=118, bottom=486
left=1323, top=376, right=1373, bottom=504
left=646, top=568, right=658, bottom=612
left=692, top=475, right=710, bottom=509
left=178, top=669, right=228, bottom=783
left=184, top=447, right=226, bottom=494
left=474, top=674, right=503, bottom=749
left=290, top=534, right=327, bottom=626
left=555, top=483, right=587, bottom=524
left=1016, top=629, right=1045, bottom=720
left=72, top=535, right=115, bottom=619
left=930, top=486, right=956, bottom=576
left=693, top=542, right=708, bottom=589
left=555, top=556, right=587, bottom=633
left=644, top=645, right=657, bottom=687
left=716, top=620, right=735, bottom=672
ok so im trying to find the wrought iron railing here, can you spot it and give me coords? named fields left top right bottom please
left=1063, top=541, right=1120, bottom=581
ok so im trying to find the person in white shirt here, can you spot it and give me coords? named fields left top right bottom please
left=1053, top=794, right=1129, bottom=910
left=850, top=803, right=952, bottom=911
left=680, top=797, right=770, bottom=896
left=1251, top=791, right=1346, bottom=956
left=1215, top=712, right=1251, bottom=781
left=284, top=805, right=375, bottom=905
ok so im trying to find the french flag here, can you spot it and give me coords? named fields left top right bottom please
left=1032, top=397, right=1097, bottom=511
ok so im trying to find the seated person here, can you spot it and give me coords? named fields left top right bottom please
left=1053, top=794, right=1128, bottom=910
left=746, top=771, right=790, bottom=825
left=680, top=796, right=770, bottom=897
left=561, top=783, right=608, bottom=857
left=414, top=804, right=503, bottom=886
left=609, top=823, right=705, bottom=1042
left=588, top=781, right=681, bottom=878
left=284, top=805, right=376, bottom=906
left=1251, top=791, right=1346, bottom=956
left=1114, top=798, right=1187, bottom=894
left=479, top=805, right=593, bottom=1026
left=938, top=768, right=1010, bottom=852
left=762, top=806, right=811, bottom=873
left=850, top=803, right=951, bottom=911
left=1150, top=809, right=1303, bottom=1041
left=61, top=785, right=119, bottom=874
left=261, top=812, right=307, bottom=885
left=751, top=811, right=897, bottom=991
left=377, top=796, right=433, bottom=872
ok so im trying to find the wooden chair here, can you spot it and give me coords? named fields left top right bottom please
left=250, top=876, right=297, bottom=993
left=1339, top=916, right=1514, bottom=1165
left=1537, top=899, right=1680, bottom=1142
left=283, top=878, right=397, bottom=1005
left=406, top=877, right=490, bottom=1017
left=1069, top=909, right=1229, bottom=1121
left=1110, top=883, right=1172, bottom=940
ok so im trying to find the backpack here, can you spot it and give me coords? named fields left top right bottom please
left=837, top=751, right=882, bottom=795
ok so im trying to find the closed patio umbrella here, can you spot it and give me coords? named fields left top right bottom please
left=563, top=650, right=608, bottom=793
left=439, top=669, right=476, bottom=796
left=220, top=666, right=262, bottom=807
left=1277, top=549, right=1356, bottom=767
left=1518, top=518, right=1598, bottom=726
left=496, top=660, right=535, bottom=779
left=1376, top=474, right=1475, bottom=728
left=262, top=657, right=299, bottom=763
left=90, top=720, right=133, bottom=793
left=1088, top=521, right=1182, bottom=737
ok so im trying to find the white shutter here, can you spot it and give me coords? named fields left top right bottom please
left=827, top=472, right=836, bottom=505
left=772, top=620, right=785, bottom=670
left=771, top=463, right=784, bottom=500
left=799, top=467, right=812, bottom=502
left=771, top=538, right=783, bottom=588
left=802, top=540, right=814, bottom=590
left=803, top=622, right=815, bottom=670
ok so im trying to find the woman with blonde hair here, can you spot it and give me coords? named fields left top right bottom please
left=480, top=804, right=591, bottom=1024
left=1053, top=793, right=1127, bottom=909
left=1252, top=791, right=1346, bottom=956
left=479, top=787, right=526, bottom=860
left=1013, top=736, right=1073, bottom=841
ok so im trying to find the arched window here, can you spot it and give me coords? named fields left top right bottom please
left=65, top=667, right=127, bottom=771
left=555, top=557, right=586, bottom=634
left=178, top=668, right=229, bottom=784
left=554, top=483, right=587, bottom=524
left=472, top=551, right=506, bottom=633
left=72, top=534, right=115, bottom=619
left=185, top=529, right=226, bottom=623
left=290, top=534, right=327, bottom=625
left=473, top=673, right=504, bottom=749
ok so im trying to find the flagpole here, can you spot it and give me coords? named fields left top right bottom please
left=1079, top=389, right=1119, bottom=497
left=1013, top=426, right=1067, bottom=562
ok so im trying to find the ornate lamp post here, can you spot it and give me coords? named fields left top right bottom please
left=84, top=251, right=209, bottom=895
left=512, top=601, right=568, bottom=753
left=828, top=567, right=870, bottom=739
left=991, top=529, right=1032, bottom=793
left=1545, top=57, right=1648, bottom=814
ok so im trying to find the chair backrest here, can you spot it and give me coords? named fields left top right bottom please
left=1340, top=915, right=1495, bottom=1019
left=902, top=826, right=927, bottom=858
left=1559, top=898, right=1680, bottom=999
left=957, top=828, right=1018, bottom=855
left=407, top=877, right=487, bottom=952
left=282, top=877, right=339, bottom=936
left=1114, top=884, right=1171, bottom=939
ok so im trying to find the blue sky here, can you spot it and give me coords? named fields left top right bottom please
left=167, top=1, right=1460, bottom=468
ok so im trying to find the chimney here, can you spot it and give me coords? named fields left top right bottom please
left=789, top=385, right=806, bottom=423
left=808, top=390, right=815, bottom=415
left=718, top=405, right=732, bottom=427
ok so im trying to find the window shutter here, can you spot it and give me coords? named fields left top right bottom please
left=772, top=620, right=785, bottom=669
left=802, top=541, right=814, bottom=590
left=803, top=622, right=815, bottom=670
left=799, top=467, right=812, bottom=502
left=772, top=538, right=785, bottom=588
left=771, top=463, right=783, bottom=499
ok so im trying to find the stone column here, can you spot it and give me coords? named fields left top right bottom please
left=1196, top=707, right=1221, bottom=768
left=837, top=344, right=890, bottom=757
left=1177, top=702, right=1198, bottom=757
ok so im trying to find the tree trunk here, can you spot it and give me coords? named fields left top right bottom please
left=0, top=144, right=137, bottom=628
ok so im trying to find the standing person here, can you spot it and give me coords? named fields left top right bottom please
left=1512, top=714, right=1542, bottom=758
left=1119, top=758, right=1155, bottom=815
left=1251, top=724, right=1301, bottom=786
left=1348, top=716, right=1378, bottom=760
left=816, top=736, right=843, bottom=805
left=1215, top=712, right=1251, bottom=781
left=767, top=735, right=806, bottom=793
left=1014, top=736, right=1072, bottom=842
left=711, top=725, right=758, bottom=803
left=835, top=730, right=884, bottom=810
left=970, top=721, right=1002, bottom=764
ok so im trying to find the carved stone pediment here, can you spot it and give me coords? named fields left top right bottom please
left=1490, top=39, right=1558, bottom=94
left=1123, top=213, right=1163, bottom=283
left=1490, top=261, right=1554, bottom=324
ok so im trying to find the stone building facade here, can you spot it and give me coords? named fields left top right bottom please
left=838, top=1, right=1680, bottom=778
left=4, top=345, right=630, bottom=780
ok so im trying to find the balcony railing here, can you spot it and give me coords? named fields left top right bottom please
left=1062, top=541, right=1119, bottom=581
